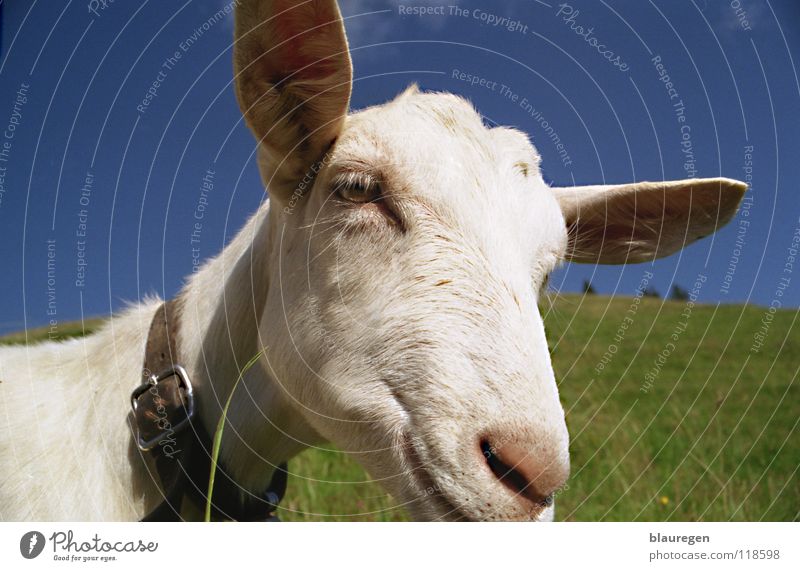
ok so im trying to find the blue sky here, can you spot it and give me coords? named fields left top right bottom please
left=0, top=0, right=798, bottom=335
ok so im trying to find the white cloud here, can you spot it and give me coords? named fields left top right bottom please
left=698, top=0, right=765, bottom=36
left=340, top=0, right=456, bottom=45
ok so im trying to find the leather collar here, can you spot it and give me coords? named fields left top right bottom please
left=131, top=298, right=287, bottom=521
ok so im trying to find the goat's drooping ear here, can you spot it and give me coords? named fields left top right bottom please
left=234, top=0, right=352, bottom=200
left=552, top=178, right=747, bottom=264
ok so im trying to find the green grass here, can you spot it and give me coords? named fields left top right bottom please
left=544, top=294, right=799, bottom=522
left=5, top=295, right=797, bottom=521
left=0, top=317, right=105, bottom=345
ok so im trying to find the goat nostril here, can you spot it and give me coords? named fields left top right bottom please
left=480, top=439, right=555, bottom=509
left=482, top=440, right=529, bottom=498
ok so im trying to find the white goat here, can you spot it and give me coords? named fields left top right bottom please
left=0, top=0, right=746, bottom=521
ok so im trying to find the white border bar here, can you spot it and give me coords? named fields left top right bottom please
left=1, top=522, right=798, bottom=570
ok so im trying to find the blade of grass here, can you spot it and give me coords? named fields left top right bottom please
left=205, top=346, right=268, bottom=522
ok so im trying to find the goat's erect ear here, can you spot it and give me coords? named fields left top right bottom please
left=552, top=178, right=747, bottom=264
left=234, top=0, right=352, bottom=199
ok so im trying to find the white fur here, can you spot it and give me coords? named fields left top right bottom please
left=0, top=0, right=746, bottom=522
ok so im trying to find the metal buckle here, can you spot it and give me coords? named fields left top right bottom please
left=130, top=365, right=195, bottom=452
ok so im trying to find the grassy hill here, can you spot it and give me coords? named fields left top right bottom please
left=4, top=294, right=798, bottom=521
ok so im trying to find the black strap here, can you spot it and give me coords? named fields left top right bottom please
left=133, top=299, right=287, bottom=521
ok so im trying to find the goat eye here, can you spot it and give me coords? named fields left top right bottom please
left=334, top=176, right=380, bottom=204
left=514, top=161, right=530, bottom=178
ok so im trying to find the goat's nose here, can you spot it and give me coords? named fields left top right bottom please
left=480, top=438, right=568, bottom=510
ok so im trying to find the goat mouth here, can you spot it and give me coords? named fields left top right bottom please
left=397, top=434, right=556, bottom=522
left=400, top=432, right=472, bottom=521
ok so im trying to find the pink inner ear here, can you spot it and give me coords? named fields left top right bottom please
left=269, top=0, right=343, bottom=81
